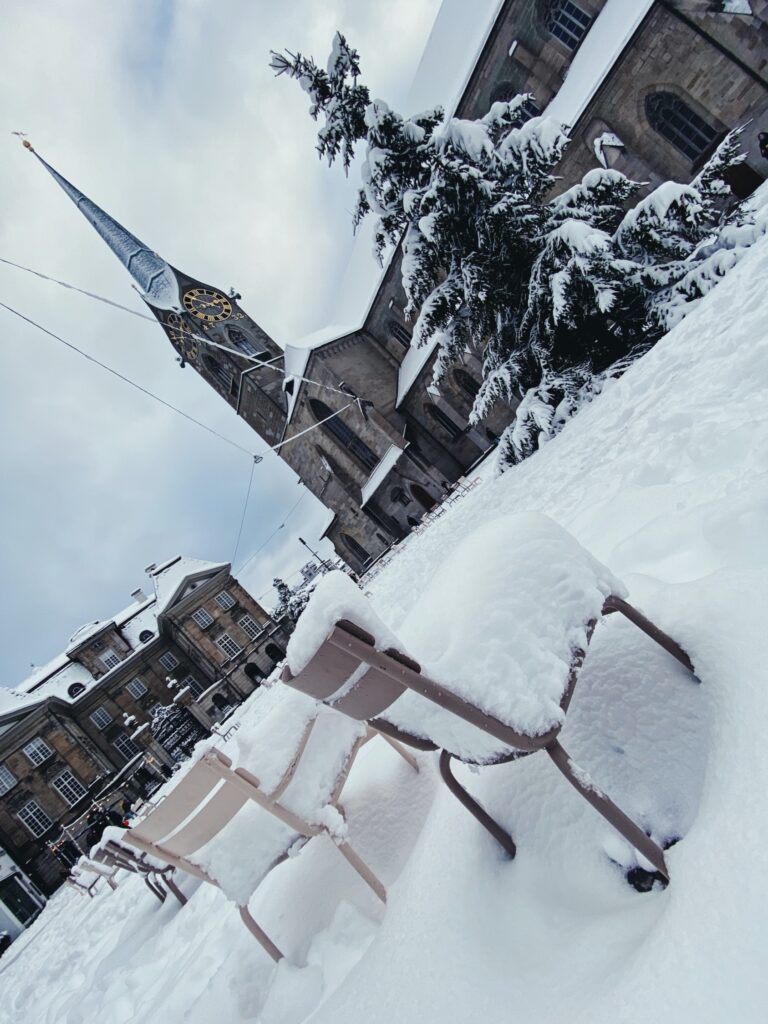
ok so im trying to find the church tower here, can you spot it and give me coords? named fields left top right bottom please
left=26, top=143, right=288, bottom=447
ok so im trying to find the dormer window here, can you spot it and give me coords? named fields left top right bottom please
left=67, top=682, right=86, bottom=699
left=100, top=649, right=121, bottom=671
left=138, top=630, right=154, bottom=643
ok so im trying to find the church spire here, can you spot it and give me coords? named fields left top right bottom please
left=22, top=139, right=180, bottom=311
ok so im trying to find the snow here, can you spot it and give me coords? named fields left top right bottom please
left=545, top=0, right=655, bottom=127
left=396, top=328, right=443, bottom=405
left=290, top=514, right=625, bottom=760
left=593, top=131, right=624, bottom=168
left=150, top=556, right=227, bottom=615
left=4, top=226, right=768, bottom=1021
left=360, top=444, right=406, bottom=506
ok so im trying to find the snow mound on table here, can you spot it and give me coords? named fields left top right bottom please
left=289, top=513, right=625, bottom=761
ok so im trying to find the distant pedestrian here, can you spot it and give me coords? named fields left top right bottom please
left=759, top=132, right=768, bottom=160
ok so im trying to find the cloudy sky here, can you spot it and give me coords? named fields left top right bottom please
left=0, top=0, right=458, bottom=686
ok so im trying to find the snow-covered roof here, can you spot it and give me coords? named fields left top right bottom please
left=360, top=444, right=408, bottom=507
left=65, top=619, right=111, bottom=654
left=282, top=0, right=508, bottom=415
left=150, top=556, right=228, bottom=615
left=282, top=342, right=313, bottom=421
left=545, top=0, right=655, bottom=127
left=396, top=333, right=442, bottom=407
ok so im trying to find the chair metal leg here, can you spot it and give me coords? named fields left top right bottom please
left=439, top=751, right=517, bottom=858
left=603, top=596, right=696, bottom=677
left=238, top=905, right=284, bottom=961
left=378, top=732, right=420, bottom=772
left=144, top=875, right=166, bottom=903
left=161, top=871, right=188, bottom=906
left=335, top=841, right=387, bottom=902
left=546, top=739, right=669, bottom=880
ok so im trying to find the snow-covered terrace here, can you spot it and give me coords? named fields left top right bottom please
left=4, top=178, right=768, bottom=1024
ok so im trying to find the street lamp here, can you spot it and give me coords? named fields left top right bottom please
left=298, top=537, right=333, bottom=573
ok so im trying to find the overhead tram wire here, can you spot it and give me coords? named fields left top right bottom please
left=0, top=257, right=364, bottom=402
left=0, top=299, right=353, bottom=579
left=0, top=300, right=256, bottom=458
left=235, top=490, right=308, bottom=575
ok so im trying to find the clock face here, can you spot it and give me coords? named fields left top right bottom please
left=182, top=287, right=233, bottom=323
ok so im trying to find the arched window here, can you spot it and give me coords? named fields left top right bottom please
left=227, top=326, right=267, bottom=360
left=410, top=484, right=436, bottom=512
left=342, top=534, right=371, bottom=566
left=265, top=643, right=284, bottom=664
left=309, top=399, right=378, bottom=472
left=244, top=663, right=263, bottom=683
left=389, top=320, right=412, bottom=348
left=424, top=401, right=463, bottom=441
left=203, top=355, right=234, bottom=392
left=547, top=1, right=591, bottom=50
left=645, top=92, right=718, bottom=164
left=453, top=368, right=480, bottom=401
left=138, top=630, right=154, bottom=643
left=67, top=683, right=85, bottom=699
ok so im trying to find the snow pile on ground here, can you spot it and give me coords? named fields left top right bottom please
left=2, top=224, right=768, bottom=1022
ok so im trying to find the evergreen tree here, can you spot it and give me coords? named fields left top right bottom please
left=272, top=36, right=754, bottom=471
left=272, top=577, right=293, bottom=618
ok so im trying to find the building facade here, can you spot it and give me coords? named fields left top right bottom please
left=0, top=556, right=289, bottom=894
left=27, top=1, right=767, bottom=573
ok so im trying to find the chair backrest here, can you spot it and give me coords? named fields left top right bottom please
left=131, top=751, right=234, bottom=845
left=283, top=619, right=559, bottom=755
left=282, top=619, right=413, bottom=720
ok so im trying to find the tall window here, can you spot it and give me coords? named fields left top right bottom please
left=216, top=633, right=242, bottom=659
left=215, top=591, right=235, bottom=611
left=0, top=764, right=17, bottom=796
left=112, top=733, right=141, bottom=762
left=424, top=401, right=463, bottom=440
left=23, top=738, right=53, bottom=767
left=192, top=607, right=214, bottom=629
left=239, top=615, right=261, bottom=639
left=181, top=674, right=207, bottom=699
left=89, top=706, right=113, bottom=730
left=126, top=678, right=147, bottom=700
left=309, top=399, right=379, bottom=472
left=389, top=320, right=411, bottom=348
left=341, top=533, right=371, bottom=565
left=51, top=769, right=87, bottom=807
left=547, top=1, right=591, bottom=50
left=645, top=92, right=718, bottom=164
left=100, top=649, right=121, bottom=671
left=453, top=368, right=480, bottom=401
left=158, top=652, right=180, bottom=672
left=17, top=799, right=53, bottom=838
left=227, top=326, right=267, bottom=360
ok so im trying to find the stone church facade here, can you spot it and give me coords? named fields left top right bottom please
left=0, top=556, right=289, bottom=895
left=28, top=1, right=767, bottom=573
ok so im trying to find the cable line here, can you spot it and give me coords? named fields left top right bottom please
left=0, top=256, right=363, bottom=400
left=231, top=455, right=259, bottom=566
left=0, top=300, right=257, bottom=457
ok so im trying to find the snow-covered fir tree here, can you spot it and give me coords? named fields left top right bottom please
left=272, top=34, right=755, bottom=470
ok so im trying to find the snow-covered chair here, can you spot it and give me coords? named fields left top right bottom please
left=92, top=840, right=187, bottom=905
left=66, top=859, right=120, bottom=898
left=281, top=513, right=697, bottom=881
left=107, top=695, right=417, bottom=961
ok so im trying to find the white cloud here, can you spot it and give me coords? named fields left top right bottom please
left=0, top=0, right=441, bottom=684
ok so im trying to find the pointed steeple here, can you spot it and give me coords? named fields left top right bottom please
left=23, top=139, right=180, bottom=311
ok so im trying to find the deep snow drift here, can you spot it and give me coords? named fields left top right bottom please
left=2, top=223, right=767, bottom=1023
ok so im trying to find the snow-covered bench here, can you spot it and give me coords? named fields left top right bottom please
left=66, top=859, right=120, bottom=898
left=282, top=512, right=697, bottom=880
left=104, top=692, right=417, bottom=961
